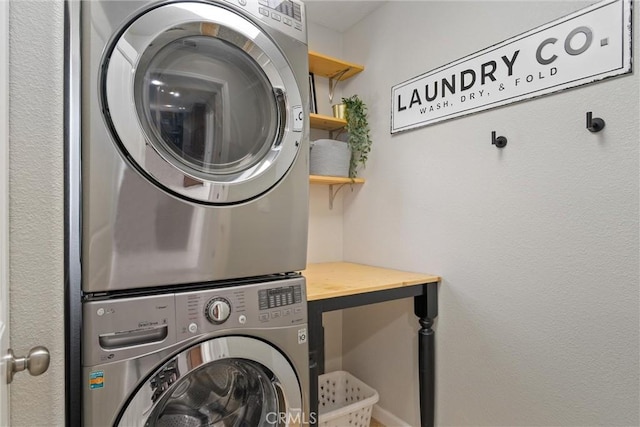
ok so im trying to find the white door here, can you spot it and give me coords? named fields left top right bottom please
left=0, top=7, right=49, bottom=419
left=0, top=0, right=11, bottom=423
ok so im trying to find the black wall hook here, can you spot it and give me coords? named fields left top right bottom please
left=586, top=112, right=605, bottom=133
left=491, top=131, right=507, bottom=148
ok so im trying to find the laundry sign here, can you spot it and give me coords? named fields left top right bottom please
left=390, top=0, right=632, bottom=134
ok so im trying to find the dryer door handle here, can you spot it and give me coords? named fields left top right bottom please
left=273, top=88, right=287, bottom=147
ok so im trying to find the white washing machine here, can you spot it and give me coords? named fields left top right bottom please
left=82, top=276, right=309, bottom=426
left=76, top=0, right=309, bottom=293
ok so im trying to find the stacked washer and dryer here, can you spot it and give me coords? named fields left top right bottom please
left=71, top=0, right=310, bottom=425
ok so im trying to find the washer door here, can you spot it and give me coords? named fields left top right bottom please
left=117, top=336, right=303, bottom=426
left=103, top=2, right=304, bottom=205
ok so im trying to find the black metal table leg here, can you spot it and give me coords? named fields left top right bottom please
left=308, top=301, right=324, bottom=426
left=414, top=283, right=438, bottom=427
left=308, top=280, right=439, bottom=427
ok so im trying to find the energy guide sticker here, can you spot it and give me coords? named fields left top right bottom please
left=89, top=371, right=104, bottom=389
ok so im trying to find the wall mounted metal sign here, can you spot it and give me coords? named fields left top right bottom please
left=390, top=0, right=632, bottom=134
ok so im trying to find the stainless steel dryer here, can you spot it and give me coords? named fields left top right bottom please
left=76, top=0, right=309, bottom=293
left=82, top=276, right=309, bottom=426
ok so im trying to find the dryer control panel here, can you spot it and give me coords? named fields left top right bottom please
left=224, top=0, right=307, bottom=44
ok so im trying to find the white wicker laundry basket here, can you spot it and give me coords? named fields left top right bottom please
left=318, top=371, right=379, bottom=427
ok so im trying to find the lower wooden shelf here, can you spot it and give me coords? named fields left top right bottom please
left=309, top=175, right=365, bottom=185
left=309, top=175, right=365, bottom=209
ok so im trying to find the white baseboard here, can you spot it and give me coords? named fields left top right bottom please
left=372, top=405, right=411, bottom=427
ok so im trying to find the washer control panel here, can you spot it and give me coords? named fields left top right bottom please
left=83, top=277, right=306, bottom=366
left=257, top=284, right=304, bottom=323
left=259, top=285, right=303, bottom=310
left=174, top=277, right=307, bottom=341
left=205, top=297, right=232, bottom=324
left=83, top=294, right=177, bottom=367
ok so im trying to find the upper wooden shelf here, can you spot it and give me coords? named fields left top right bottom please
left=309, top=51, right=364, bottom=81
left=309, top=113, right=346, bottom=131
left=309, top=175, right=365, bottom=185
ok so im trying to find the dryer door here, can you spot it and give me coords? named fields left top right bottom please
left=103, top=2, right=304, bottom=205
left=117, top=336, right=304, bottom=426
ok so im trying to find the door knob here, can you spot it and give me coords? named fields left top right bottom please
left=5, top=346, right=50, bottom=384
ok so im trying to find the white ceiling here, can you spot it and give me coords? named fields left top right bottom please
left=304, top=1, right=387, bottom=33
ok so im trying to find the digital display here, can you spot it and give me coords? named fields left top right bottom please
left=259, top=285, right=303, bottom=310
left=267, top=0, right=302, bottom=21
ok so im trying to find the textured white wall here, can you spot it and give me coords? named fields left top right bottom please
left=340, top=1, right=639, bottom=426
left=307, top=21, right=346, bottom=265
left=307, top=21, right=346, bottom=373
left=307, top=185, right=344, bottom=263
left=9, top=1, right=65, bottom=425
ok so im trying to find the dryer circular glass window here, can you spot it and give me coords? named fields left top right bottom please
left=136, top=35, right=278, bottom=177
left=103, top=2, right=304, bottom=204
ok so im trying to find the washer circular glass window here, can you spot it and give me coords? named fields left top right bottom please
left=116, top=337, right=303, bottom=426
left=103, top=2, right=303, bottom=204
left=147, top=359, right=279, bottom=426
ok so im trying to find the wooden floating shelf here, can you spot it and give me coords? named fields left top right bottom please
left=309, top=51, right=364, bottom=80
left=309, top=113, right=346, bottom=131
left=309, top=175, right=365, bottom=185
left=310, top=175, right=365, bottom=209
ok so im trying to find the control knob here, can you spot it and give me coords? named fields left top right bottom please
left=205, top=298, right=231, bottom=324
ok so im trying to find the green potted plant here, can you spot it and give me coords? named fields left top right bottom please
left=342, top=94, right=372, bottom=178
